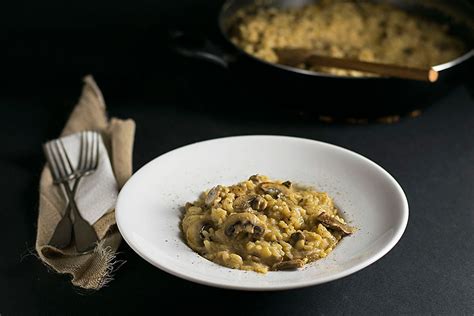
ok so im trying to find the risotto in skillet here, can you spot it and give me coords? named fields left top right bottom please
left=181, top=175, right=354, bottom=273
left=229, top=0, right=466, bottom=76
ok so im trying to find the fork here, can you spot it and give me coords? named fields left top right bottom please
left=44, top=132, right=100, bottom=252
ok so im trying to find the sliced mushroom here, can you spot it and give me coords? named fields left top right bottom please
left=184, top=203, right=203, bottom=216
left=205, top=185, right=222, bottom=206
left=248, top=174, right=265, bottom=183
left=233, top=194, right=256, bottom=210
left=184, top=202, right=194, bottom=211
left=233, top=194, right=268, bottom=211
left=181, top=214, right=199, bottom=232
left=272, top=259, right=305, bottom=270
left=289, top=231, right=305, bottom=245
left=317, top=212, right=355, bottom=235
left=200, top=223, right=213, bottom=239
left=245, top=255, right=262, bottom=263
left=258, top=182, right=290, bottom=198
left=185, top=217, right=213, bottom=250
left=223, top=212, right=265, bottom=240
left=282, top=181, right=292, bottom=188
left=251, top=196, right=268, bottom=211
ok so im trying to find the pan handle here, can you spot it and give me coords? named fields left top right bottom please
left=170, top=30, right=235, bottom=68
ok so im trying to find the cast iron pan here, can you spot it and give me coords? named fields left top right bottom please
left=173, top=0, right=474, bottom=118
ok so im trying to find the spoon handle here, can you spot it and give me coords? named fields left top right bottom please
left=275, top=48, right=438, bottom=82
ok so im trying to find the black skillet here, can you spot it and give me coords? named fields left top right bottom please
left=173, top=0, right=474, bottom=118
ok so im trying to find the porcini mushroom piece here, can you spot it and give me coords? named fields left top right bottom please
left=185, top=217, right=213, bottom=250
left=258, top=182, right=290, bottom=198
left=248, top=174, right=265, bottom=183
left=223, top=213, right=266, bottom=240
left=233, top=194, right=258, bottom=211
left=233, top=194, right=268, bottom=211
left=317, top=212, right=355, bottom=235
left=205, top=185, right=222, bottom=206
left=251, top=196, right=268, bottom=211
left=272, top=259, right=305, bottom=270
left=282, top=181, right=292, bottom=188
left=289, top=231, right=305, bottom=245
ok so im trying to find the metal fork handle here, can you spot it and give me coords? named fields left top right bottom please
left=48, top=175, right=83, bottom=249
left=62, top=177, right=99, bottom=253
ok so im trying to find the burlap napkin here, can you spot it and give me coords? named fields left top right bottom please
left=35, top=75, right=135, bottom=290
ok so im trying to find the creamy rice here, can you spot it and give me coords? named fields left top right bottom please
left=181, top=175, right=354, bottom=273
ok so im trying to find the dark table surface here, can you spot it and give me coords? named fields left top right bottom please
left=1, top=0, right=474, bottom=314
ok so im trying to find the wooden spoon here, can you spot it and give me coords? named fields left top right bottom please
left=275, top=48, right=438, bottom=82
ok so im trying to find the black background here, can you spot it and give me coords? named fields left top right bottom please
left=1, top=0, right=473, bottom=314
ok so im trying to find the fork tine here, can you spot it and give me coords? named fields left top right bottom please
left=59, top=139, right=75, bottom=179
left=52, top=140, right=72, bottom=180
left=43, top=142, right=60, bottom=182
left=52, top=141, right=70, bottom=180
left=77, top=131, right=86, bottom=172
left=83, top=131, right=89, bottom=171
left=51, top=141, right=67, bottom=180
left=52, top=140, right=68, bottom=179
left=93, top=131, right=100, bottom=170
left=86, top=131, right=93, bottom=170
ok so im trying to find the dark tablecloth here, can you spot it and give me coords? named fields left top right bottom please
left=1, top=0, right=473, bottom=314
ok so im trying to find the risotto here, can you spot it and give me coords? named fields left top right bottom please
left=181, top=175, right=354, bottom=273
left=229, top=0, right=466, bottom=76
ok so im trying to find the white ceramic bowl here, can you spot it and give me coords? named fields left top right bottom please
left=116, top=135, right=408, bottom=290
